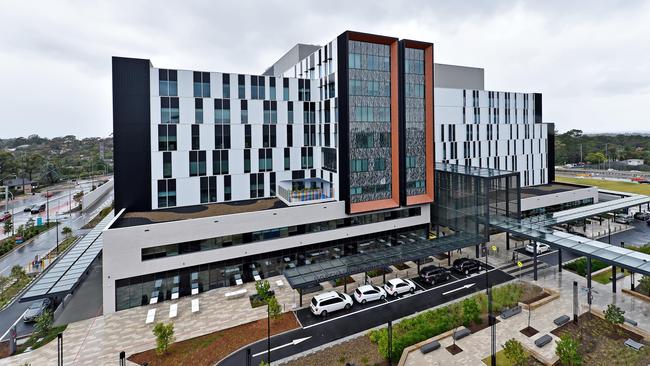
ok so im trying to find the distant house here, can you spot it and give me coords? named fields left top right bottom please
left=623, top=159, right=645, bottom=166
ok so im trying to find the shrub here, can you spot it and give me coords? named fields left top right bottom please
left=61, top=226, right=72, bottom=237
left=637, top=275, right=650, bottom=296
left=267, top=296, right=281, bottom=319
left=255, top=280, right=271, bottom=300
left=11, top=265, right=26, bottom=281
left=563, top=258, right=608, bottom=276
left=604, top=303, right=625, bottom=327
left=35, top=310, right=53, bottom=335
left=503, top=338, right=528, bottom=366
left=556, top=334, right=582, bottom=366
left=153, top=322, right=175, bottom=355
left=462, top=298, right=481, bottom=326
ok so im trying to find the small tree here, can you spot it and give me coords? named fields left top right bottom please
left=35, top=310, right=53, bottom=335
left=556, top=335, right=582, bottom=366
left=461, top=298, right=481, bottom=326
left=153, top=322, right=175, bottom=355
left=449, top=303, right=463, bottom=347
left=61, top=226, right=72, bottom=238
left=255, top=280, right=271, bottom=300
left=503, top=338, right=528, bottom=366
left=3, top=218, right=12, bottom=234
left=604, top=303, right=625, bottom=335
left=10, top=265, right=26, bottom=281
left=267, top=295, right=281, bottom=319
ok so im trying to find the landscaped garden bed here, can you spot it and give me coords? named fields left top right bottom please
left=551, top=312, right=650, bottom=365
left=366, top=267, right=393, bottom=278
left=563, top=257, right=608, bottom=276
left=392, top=263, right=411, bottom=270
left=482, top=349, right=544, bottom=366
left=330, top=276, right=355, bottom=287
left=128, top=312, right=299, bottom=366
left=283, top=335, right=388, bottom=366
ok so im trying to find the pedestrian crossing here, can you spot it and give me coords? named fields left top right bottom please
left=500, top=257, right=549, bottom=278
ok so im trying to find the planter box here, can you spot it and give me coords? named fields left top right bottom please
left=590, top=308, right=650, bottom=342
left=520, top=288, right=560, bottom=311
left=622, top=288, right=650, bottom=303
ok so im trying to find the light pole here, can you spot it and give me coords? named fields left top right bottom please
left=267, top=302, right=271, bottom=364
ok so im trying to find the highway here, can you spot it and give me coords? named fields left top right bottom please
left=0, top=187, right=113, bottom=341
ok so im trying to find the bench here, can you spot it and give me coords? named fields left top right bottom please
left=554, top=315, right=570, bottom=326
left=500, top=305, right=522, bottom=319
left=169, top=304, right=177, bottom=318
left=453, top=327, right=471, bottom=340
left=191, top=299, right=199, bottom=313
left=624, top=338, right=644, bottom=351
left=225, top=289, right=248, bottom=299
left=625, top=317, right=638, bottom=327
left=145, top=309, right=156, bottom=324
left=276, top=280, right=285, bottom=288
left=420, top=340, right=441, bottom=354
left=535, top=334, right=552, bottom=348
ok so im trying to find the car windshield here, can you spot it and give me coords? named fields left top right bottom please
left=311, top=298, right=317, bottom=306
left=386, top=282, right=394, bottom=288
left=28, top=302, right=42, bottom=309
left=338, top=294, right=346, bottom=300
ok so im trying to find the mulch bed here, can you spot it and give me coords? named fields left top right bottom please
left=520, top=291, right=550, bottom=305
left=520, top=326, right=539, bottom=337
left=128, top=312, right=299, bottom=366
left=284, top=335, right=388, bottom=366
left=519, top=282, right=546, bottom=304
left=446, top=344, right=463, bottom=355
left=466, top=314, right=500, bottom=334
left=551, top=313, right=650, bottom=365
left=393, top=263, right=411, bottom=270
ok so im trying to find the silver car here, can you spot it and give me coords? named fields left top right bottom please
left=23, top=298, right=51, bottom=322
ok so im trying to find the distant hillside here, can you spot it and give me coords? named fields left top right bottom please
left=0, top=134, right=113, bottom=184
left=555, top=129, right=650, bottom=166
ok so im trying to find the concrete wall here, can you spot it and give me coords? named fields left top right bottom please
left=102, top=202, right=430, bottom=312
left=434, top=63, right=484, bottom=90
left=82, top=179, right=114, bottom=211
left=521, top=185, right=599, bottom=212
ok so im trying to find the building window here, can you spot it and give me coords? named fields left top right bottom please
left=244, top=125, right=252, bottom=149
left=283, top=78, right=289, bottom=100
left=406, top=156, right=416, bottom=168
left=195, top=98, right=203, bottom=124
left=262, top=125, right=276, bottom=148
left=193, top=71, right=210, bottom=97
left=161, top=97, right=179, bottom=124
left=351, top=159, right=369, bottom=172
left=214, top=99, right=230, bottom=124
left=270, top=172, right=276, bottom=196
left=374, top=158, right=386, bottom=171
left=224, top=175, right=232, bottom=201
left=163, top=152, right=172, bottom=178
left=214, top=125, right=231, bottom=149
left=191, top=125, right=200, bottom=150
left=322, top=147, right=337, bottom=172
left=251, top=76, right=265, bottom=100
left=250, top=173, right=264, bottom=198
left=244, top=149, right=251, bottom=173
left=222, top=74, right=230, bottom=98
left=286, top=125, right=293, bottom=147
left=200, top=176, right=217, bottom=204
left=240, top=100, right=248, bottom=124
left=269, top=77, right=276, bottom=100
left=284, top=148, right=290, bottom=170
left=189, top=151, right=206, bottom=177
left=301, top=147, right=313, bottom=169
left=263, top=101, right=278, bottom=124
left=159, top=69, right=177, bottom=96
left=287, top=101, right=294, bottom=124
left=157, top=179, right=176, bottom=208
left=212, top=150, right=229, bottom=175
left=258, top=148, right=273, bottom=172
left=158, top=125, right=177, bottom=151
left=298, top=79, right=310, bottom=101
left=238, top=74, right=246, bottom=99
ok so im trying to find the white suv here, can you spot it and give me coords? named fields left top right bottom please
left=525, top=242, right=550, bottom=254
left=354, top=285, right=387, bottom=304
left=310, top=291, right=353, bottom=317
left=384, top=278, right=416, bottom=296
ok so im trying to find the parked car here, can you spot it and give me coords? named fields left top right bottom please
left=419, top=265, right=451, bottom=285
left=647, top=219, right=650, bottom=226
left=23, top=298, right=51, bottom=322
left=30, top=203, right=45, bottom=214
left=525, top=242, right=551, bottom=254
left=353, top=284, right=386, bottom=304
left=634, top=212, right=650, bottom=221
left=613, top=214, right=634, bottom=224
left=452, top=258, right=482, bottom=275
left=0, top=212, right=11, bottom=222
left=23, top=206, right=32, bottom=212
left=384, top=278, right=416, bottom=297
left=310, top=291, right=353, bottom=317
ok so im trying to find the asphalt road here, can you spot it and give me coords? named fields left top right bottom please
left=601, top=220, right=650, bottom=247
left=0, top=189, right=113, bottom=341
left=219, top=268, right=513, bottom=366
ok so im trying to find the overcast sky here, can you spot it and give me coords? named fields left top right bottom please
left=1, top=0, right=649, bottom=138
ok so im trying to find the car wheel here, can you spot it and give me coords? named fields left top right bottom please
left=380, top=295, right=385, bottom=301
left=430, top=279, right=435, bottom=285
left=345, top=303, right=351, bottom=310
left=464, top=269, right=469, bottom=276
left=321, top=310, right=328, bottom=317
left=446, top=275, right=450, bottom=281
left=409, top=287, right=415, bottom=294
left=361, top=299, right=367, bottom=304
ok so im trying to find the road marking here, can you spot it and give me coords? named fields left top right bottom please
left=442, top=283, right=475, bottom=296
left=413, top=280, right=426, bottom=291
left=303, top=268, right=505, bottom=329
left=252, top=336, right=311, bottom=358
left=0, top=266, right=9, bottom=275
left=0, top=309, right=28, bottom=341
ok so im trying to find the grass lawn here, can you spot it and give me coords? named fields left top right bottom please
left=564, top=257, right=609, bottom=277
left=81, top=204, right=113, bottom=229
left=55, top=235, right=78, bottom=254
left=128, top=312, right=299, bottom=366
left=482, top=349, right=543, bottom=366
left=592, top=268, right=631, bottom=285
left=556, top=176, right=650, bottom=196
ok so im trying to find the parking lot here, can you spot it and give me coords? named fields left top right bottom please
left=295, top=261, right=494, bottom=327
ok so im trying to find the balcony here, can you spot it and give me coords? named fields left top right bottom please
left=277, top=178, right=335, bottom=206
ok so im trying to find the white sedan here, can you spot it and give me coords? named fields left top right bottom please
left=384, top=278, right=416, bottom=296
left=354, top=285, right=387, bottom=304
left=525, top=242, right=551, bottom=254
